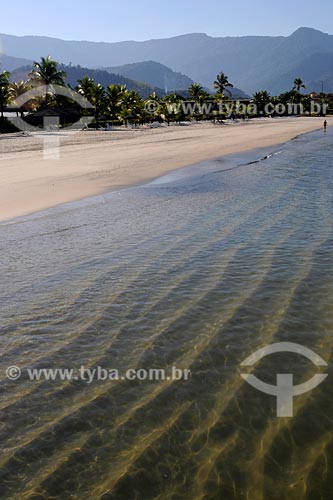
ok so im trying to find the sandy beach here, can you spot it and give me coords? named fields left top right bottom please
left=0, top=117, right=330, bottom=222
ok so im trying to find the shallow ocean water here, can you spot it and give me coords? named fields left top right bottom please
left=0, top=129, right=332, bottom=499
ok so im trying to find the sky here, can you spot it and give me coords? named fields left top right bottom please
left=1, top=0, right=333, bottom=42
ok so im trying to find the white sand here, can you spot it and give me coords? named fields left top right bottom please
left=0, top=117, right=330, bottom=222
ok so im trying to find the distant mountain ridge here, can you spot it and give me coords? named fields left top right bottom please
left=104, top=60, right=193, bottom=92
left=0, top=54, right=33, bottom=71
left=266, top=52, right=333, bottom=94
left=9, top=64, right=166, bottom=98
left=2, top=28, right=333, bottom=94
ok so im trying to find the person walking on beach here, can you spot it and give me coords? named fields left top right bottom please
left=324, top=119, right=327, bottom=131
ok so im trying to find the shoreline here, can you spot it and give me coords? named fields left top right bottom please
left=0, top=117, right=330, bottom=223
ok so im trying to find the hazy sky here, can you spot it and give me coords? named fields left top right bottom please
left=2, top=0, right=332, bottom=41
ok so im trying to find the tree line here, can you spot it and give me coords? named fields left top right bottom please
left=0, top=56, right=331, bottom=131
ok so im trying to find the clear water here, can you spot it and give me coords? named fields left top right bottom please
left=0, top=130, right=332, bottom=499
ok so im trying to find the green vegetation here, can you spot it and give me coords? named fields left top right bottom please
left=29, top=56, right=67, bottom=107
left=213, top=72, right=234, bottom=96
left=293, top=77, right=306, bottom=93
left=1, top=57, right=331, bottom=133
left=29, top=56, right=67, bottom=86
left=0, top=70, right=10, bottom=118
left=252, top=91, right=272, bottom=115
left=188, top=83, right=204, bottom=100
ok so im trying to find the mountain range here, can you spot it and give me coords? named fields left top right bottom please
left=1, top=28, right=333, bottom=94
left=104, top=60, right=193, bottom=92
left=0, top=54, right=33, bottom=71
left=8, top=63, right=167, bottom=98
left=1, top=55, right=248, bottom=99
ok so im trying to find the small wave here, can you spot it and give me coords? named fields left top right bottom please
left=241, top=149, right=284, bottom=166
left=212, top=149, right=284, bottom=175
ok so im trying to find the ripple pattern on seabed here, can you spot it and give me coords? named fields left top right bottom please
left=0, top=130, right=332, bottom=499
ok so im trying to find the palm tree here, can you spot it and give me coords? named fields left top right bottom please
left=293, top=78, right=306, bottom=93
left=161, top=93, right=182, bottom=125
left=77, top=76, right=105, bottom=122
left=120, top=90, right=144, bottom=125
left=187, top=83, right=210, bottom=120
left=188, top=83, right=204, bottom=100
left=214, top=72, right=233, bottom=97
left=8, top=80, right=33, bottom=115
left=143, top=91, right=160, bottom=122
left=76, top=75, right=96, bottom=103
left=91, top=83, right=105, bottom=122
left=106, top=84, right=126, bottom=123
left=253, top=90, right=271, bottom=115
left=29, top=56, right=67, bottom=107
left=148, top=91, right=159, bottom=101
left=29, top=56, right=67, bottom=86
left=0, top=71, right=10, bottom=118
left=8, top=80, right=32, bottom=99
